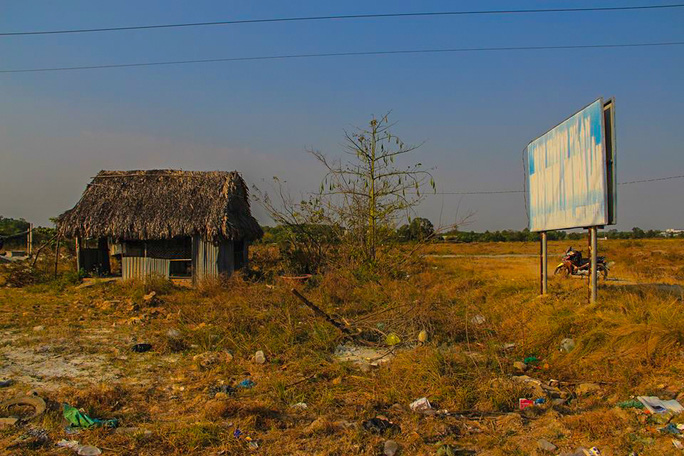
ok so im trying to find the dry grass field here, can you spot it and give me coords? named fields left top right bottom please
left=0, top=239, right=683, bottom=455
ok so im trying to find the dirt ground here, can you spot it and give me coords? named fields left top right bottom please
left=0, top=239, right=683, bottom=455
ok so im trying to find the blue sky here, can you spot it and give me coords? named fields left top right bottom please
left=1, top=0, right=682, bottom=230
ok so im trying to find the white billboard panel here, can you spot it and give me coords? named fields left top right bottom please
left=526, top=98, right=615, bottom=232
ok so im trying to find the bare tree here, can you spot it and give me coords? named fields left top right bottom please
left=310, top=113, right=435, bottom=264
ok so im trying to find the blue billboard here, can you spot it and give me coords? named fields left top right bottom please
left=526, top=98, right=616, bottom=232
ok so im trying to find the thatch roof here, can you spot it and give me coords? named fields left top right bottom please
left=58, top=170, right=263, bottom=242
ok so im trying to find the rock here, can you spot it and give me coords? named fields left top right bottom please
left=204, top=399, right=232, bottom=420
left=560, top=338, right=575, bottom=352
left=513, top=361, right=528, bottom=373
left=291, top=402, right=308, bottom=410
left=32, top=325, right=44, bottom=332
left=409, top=397, right=432, bottom=413
left=166, top=328, right=181, bottom=339
left=254, top=350, right=266, bottom=364
left=305, top=416, right=328, bottom=434
left=470, top=314, right=486, bottom=325
left=333, top=419, right=356, bottom=430
left=384, top=439, right=399, bottom=456
left=142, top=291, right=157, bottom=304
left=576, top=383, right=601, bottom=396
left=512, top=375, right=545, bottom=397
left=537, top=438, right=558, bottom=452
left=418, top=330, right=428, bottom=343
left=77, top=445, right=102, bottom=456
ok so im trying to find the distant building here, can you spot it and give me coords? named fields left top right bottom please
left=662, top=228, right=684, bottom=237
left=58, top=169, right=263, bottom=284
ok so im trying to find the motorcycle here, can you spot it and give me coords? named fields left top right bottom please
left=554, top=246, right=609, bottom=279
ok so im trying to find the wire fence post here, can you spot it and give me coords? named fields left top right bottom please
left=27, top=223, right=33, bottom=256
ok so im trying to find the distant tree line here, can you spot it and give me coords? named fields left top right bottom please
left=0, top=216, right=59, bottom=250
left=260, top=221, right=679, bottom=247
left=0, top=216, right=30, bottom=236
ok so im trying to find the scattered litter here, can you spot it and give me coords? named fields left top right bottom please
left=233, top=428, right=258, bottom=449
left=523, top=356, right=540, bottom=366
left=673, top=439, right=684, bottom=450
left=559, top=338, right=575, bottom=352
left=57, top=440, right=80, bottom=450
left=470, top=314, right=485, bottom=325
left=534, top=398, right=546, bottom=405
left=410, top=397, right=432, bottom=413
left=57, top=440, right=102, bottom=456
left=78, top=445, right=102, bottom=456
left=237, top=379, right=255, bottom=389
left=63, top=403, right=118, bottom=429
left=8, top=427, right=50, bottom=449
left=208, top=384, right=236, bottom=397
left=418, top=330, right=428, bottom=343
left=254, top=350, right=266, bottom=364
left=291, top=402, right=308, bottom=410
left=501, top=343, right=516, bottom=351
left=637, top=396, right=683, bottom=414
left=362, top=416, right=399, bottom=434
left=537, top=438, right=557, bottom=452
left=334, top=344, right=395, bottom=370
left=0, top=379, right=13, bottom=387
left=519, top=398, right=534, bottom=410
left=661, top=423, right=681, bottom=435
left=385, top=333, right=401, bottom=346
left=0, top=394, right=47, bottom=421
left=64, top=424, right=82, bottom=435
left=131, top=343, right=152, bottom=353
left=617, top=399, right=644, bottom=409
left=384, top=439, right=399, bottom=456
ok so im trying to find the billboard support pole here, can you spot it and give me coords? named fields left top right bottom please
left=540, top=232, right=548, bottom=295
left=589, top=227, right=598, bottom=303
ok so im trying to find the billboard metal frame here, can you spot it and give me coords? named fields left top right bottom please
left=526, top=97, right=616, bottom=303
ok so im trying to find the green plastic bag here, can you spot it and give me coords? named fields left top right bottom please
left=63, top=403, right=118, bottom=429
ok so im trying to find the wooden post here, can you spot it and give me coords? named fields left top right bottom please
left=540, top=232, right=548, bottom=295
left=27, top=223, right=33, bottom=256
left=75, top=236, right=81, bottom=272
left=54, top=237, right=61, bottom=278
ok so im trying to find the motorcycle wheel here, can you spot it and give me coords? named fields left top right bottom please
left=554, top=265, right=570, bottom=277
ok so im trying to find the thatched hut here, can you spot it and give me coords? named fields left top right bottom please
left=58, top=170, right=263, bottom=283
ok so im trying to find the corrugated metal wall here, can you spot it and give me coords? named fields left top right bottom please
left=122, top=257, right=170, bottom=280
left=192, top=236, right=234, bottom=282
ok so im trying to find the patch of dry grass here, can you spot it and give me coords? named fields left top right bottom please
left=0, top=239, right=682, bottom=454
